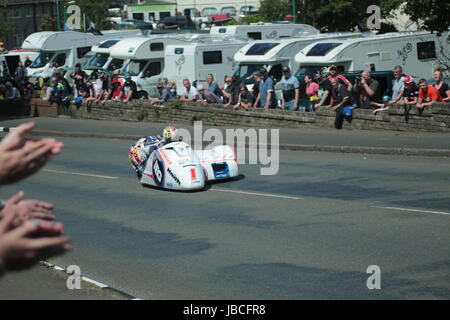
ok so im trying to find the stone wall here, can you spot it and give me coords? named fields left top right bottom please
left=29, top=99, right=450, bottom=132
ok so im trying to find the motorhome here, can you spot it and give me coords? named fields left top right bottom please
left=110, top=35, right=197, bottom=98
left=22, top=30, right=140, bottom=79
left=294, top=31, right=450, bottom=95
left=164, top=36, right=249, bottom=91
left=85, top=39, right=128, bottom=73
left=233, top=32, right=368, bottom=87
left=0, top=50, right=39, bottom=77
left=210, top=23, right=320, bottom=40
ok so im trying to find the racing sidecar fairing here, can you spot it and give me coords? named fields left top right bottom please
left=139, top=141, right=238, bottom=191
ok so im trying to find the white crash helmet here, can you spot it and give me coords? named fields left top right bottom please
left=162, top=126, right=179, bottom=142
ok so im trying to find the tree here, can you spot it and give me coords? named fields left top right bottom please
left=0, top=12, right=13, bottom=41
left=39, top=15, right=57, bottom=32
left=259, top=0, right=291, bottom=21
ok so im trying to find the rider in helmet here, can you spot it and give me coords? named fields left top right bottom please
left=128, top=126, right=179, bottom=178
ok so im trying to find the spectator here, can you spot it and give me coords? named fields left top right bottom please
left=24, top=56, right=33, bottom=68
left=234, top=85, right=255, bottom=110
left=280, top=67, right=300, bottom=111
left=373, top=76, right=418, bottom=115
left=0, top=122, right=70, bottom=276
left=197, top=84, right=222, bottom=106
left=150, top=82, right=175, bottom=105
left=417, top=78, right=443, bottom=111
left=389, top=65, right=405, bottom=104
left=0, top=42, right=7, bottom=54
left=223, top=76, right=241, bottom=108
left=304, top=73, right=319, bottom=111
left=254, top=68, right=277, bottom=109
left=14, top=61, right=26, bottom=86
left=70, top=63, right=87, bottom=81
left=206, top=74, right=221, bottom=97
left=328, top=77, right=356, bottom=129
left=179, top=79, right=200, bottom=101
left=111, top=77, right=124, bottom=102
left=122, top=74, right=138, bottom=103
left=73, top=77, right=90, bottom=108
left=98, top=73, right=113, bottom=104
left=5, top=82, right=20, bottom=101
left=433, top=68, right=450, bottom=102
left=327, top=65, right=352, bottom=93
left=352, top=70, right=380, bottom=109
left=219, top=76, right=233, bottom=104
left=314, top=68, right=332, bottom=110
left=21, top=77, right=34, bottom=100
left=251, top=72, right=261, bottom=106
left=84, top=75, right=103, bottom=108
left=167, top=81, right=177, bottom=97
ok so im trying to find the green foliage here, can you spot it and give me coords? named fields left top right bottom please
left=258, top=0, right=291, bottom=21
left=39, top=14, right=57, bottom=32
left=72, top=0, right=112, bottom=30
left=137, top=108, right=149, bottom=122
left=241, top=15, right=269, bottom=24
left=0, top=12, right=13, bottom=39
left=169, top=100, right=183, bottom=109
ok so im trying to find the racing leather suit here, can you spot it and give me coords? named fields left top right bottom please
left=128, top=136, right=163, bottom=178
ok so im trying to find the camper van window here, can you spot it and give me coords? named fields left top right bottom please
left=133, top=13, right=144, bottom=21
left=30, top=52, right=54, bottom=68
left=175, top=48, right=184, bottom=55
left=203, top=51, right=223, bottom=65
left=143, top=62, right=162, bottom=78
left=108, top=59, right=124, bottom=72
left=87, top=53, right=108, bottom=68
left=160, top=12, right=171, bottom=19
left=417, top=41, right=436, bottom=60
left=77, top=47, right=92, bottom=59
left=247, top=32, right=262, bottom=40
left=306, top=43, right=342, bottom=56
left=295, top=66, right=325, bottom=77
left=234, top=64, right=265, bottom=84
left=150, top=43, right=164, bottom=52
left=53, top=53, right=67, bottom=67
left=99, top=40, right=120, bottom=49
left=219, top=28, right=227, bottom=34
left=123, top=60, right=148, bottom=76
left=246, top=43, right=279, bottom=56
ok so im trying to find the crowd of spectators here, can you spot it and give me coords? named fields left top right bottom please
left=0, top=123, right=71, bottom=277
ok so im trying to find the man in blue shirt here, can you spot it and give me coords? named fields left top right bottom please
left=280, top=67, right=300, bottom=111
left=254, top=68, right=277, bottom=109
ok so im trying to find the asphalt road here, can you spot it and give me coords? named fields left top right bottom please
left=0, top=128, right=449, bottom=299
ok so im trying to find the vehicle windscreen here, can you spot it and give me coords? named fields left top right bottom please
left=122, top=60, right=148, bottom=76
left=245, top=43, right=279, bottom=56
left=306, top=43, right=342, bottom=56
left=107, top=58, right=124, bottom=72
left=30, top=52, right=54, bottom=68
left=86, top=53, right=109, bottom=68
left=234, top=64, right=265, bottom=84
left=295, top=66, right=325, bottom=78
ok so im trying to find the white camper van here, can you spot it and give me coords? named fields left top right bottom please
left=294, top=31, right=450, bottom=79
left=22, top=30, right=140, bottom=79
left=210, top=23, right=320, bottom=40
left=110, top=35, right=195, bottom=98
left=164, top=36, right=248, bottom=91
left=85, top=39, right=127, bottom=73
left=0, top=50, right=39, bottom=76
left=233, top=32, right=367, bottom=86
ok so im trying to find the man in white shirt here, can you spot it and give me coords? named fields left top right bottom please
left=389, top=65, right=405, bottom=104
left=180, top=79, right=200, bottom=101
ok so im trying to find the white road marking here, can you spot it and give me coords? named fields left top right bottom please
left=211, top=188, right=302, bottom=200
left=43, top=169, right=118, bottom=180
left=374, top=206, right=450, bottom=217
left=81, top=276, right=109, bottom=289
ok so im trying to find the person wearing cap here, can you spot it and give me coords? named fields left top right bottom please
left=352, top=70, right=380, bottom=109
left=97, top=73, right=113, bottom=104
left=197, top=84, right=222, bottom=106
left=149, top=82, right=175, bottom=105
left=70, top=63, right=87, bottom=81
left=254, top=68, right=277, bottom=109
left=373, top=75, right=417, bottom=115
left=280, top=66, right=300, bottom=111
left=123, top=74, right=138, bottom=103
left=327, top=65, right=352, bottom=93
left=314, top=68, right=333, bottom=110
left=416, top=78, right=443, bottom=111
left=180, top=79, right=200, bottom=102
